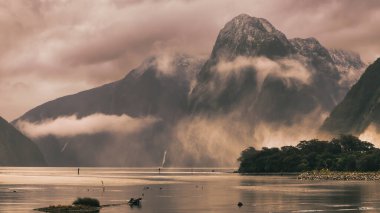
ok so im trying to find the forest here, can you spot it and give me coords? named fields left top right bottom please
left=238, top=135, right=380, bottom=173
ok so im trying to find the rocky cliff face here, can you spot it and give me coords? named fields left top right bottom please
left=0, top=116, right=45, bottom=166
left=321, top=58, right=380, bottom=135
left=328, top=48, right=366, bottom=89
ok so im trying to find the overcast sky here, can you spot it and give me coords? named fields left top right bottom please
left=1, top=0, right=379, bottom=121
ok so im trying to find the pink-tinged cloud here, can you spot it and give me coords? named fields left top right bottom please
left=0, top=0, right=379, bottom=120
left=16, top=113, right=158, bottom=139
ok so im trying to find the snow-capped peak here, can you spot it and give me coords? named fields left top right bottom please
left=227, top=14, right=277, bottom=34
left=211, top=14, right=293, bottom=58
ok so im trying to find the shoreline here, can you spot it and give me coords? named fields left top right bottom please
left=298, top=171, right=380, bottom=181
left=236, top=172, right=300, bottom=176
left=236, top=171, right=380, bottom=181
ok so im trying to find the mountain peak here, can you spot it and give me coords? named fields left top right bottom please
left=211, top=14, right=293, bottom=59
left=228, top=14, right=276, bottom=33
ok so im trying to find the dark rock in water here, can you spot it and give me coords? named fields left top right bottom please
left=237, top=202, right=243, bottom=207
left=128, top=198, right=142, bottom=207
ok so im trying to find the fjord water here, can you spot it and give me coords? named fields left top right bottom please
left=1, top=168, right=380, bottom=212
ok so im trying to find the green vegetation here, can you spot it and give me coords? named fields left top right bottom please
left=238, top=135, right=380, bottom=173
left=72, top=197, right=100, bottom=207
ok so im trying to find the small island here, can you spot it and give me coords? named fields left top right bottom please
left=34, top=197, right=101, bottom=212
left=238, top=135, right=380, bottom=180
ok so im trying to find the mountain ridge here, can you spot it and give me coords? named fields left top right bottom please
left=0, top=116, right=46, bottom=166
left=321, top=58, right=380, bottom=135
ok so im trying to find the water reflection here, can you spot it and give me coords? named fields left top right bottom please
left=0, top=168, right=379, bottom=212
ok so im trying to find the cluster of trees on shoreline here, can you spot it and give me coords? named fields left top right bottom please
left=238, top=135, right=380, bottom=173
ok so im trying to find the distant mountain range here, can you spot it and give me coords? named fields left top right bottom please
left=321, top=58, right=380, bottom=135
left=13, top=14, right=366, bottom=166
left=0, top=116, right=45, bottom=166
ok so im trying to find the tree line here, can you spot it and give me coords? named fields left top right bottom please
left=238, top=135, right=380, bottom=173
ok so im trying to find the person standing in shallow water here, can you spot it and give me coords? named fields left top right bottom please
left=78, top=168, right=80, bottom=175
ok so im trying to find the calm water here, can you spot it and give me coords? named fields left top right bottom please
left=1, top=168, right=380, bottom=212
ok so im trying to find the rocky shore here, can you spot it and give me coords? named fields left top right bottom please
left=298, top=171, right=380, bottom=181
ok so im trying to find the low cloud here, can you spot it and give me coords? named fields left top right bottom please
left=252, top=109, right=330, bottom=148
left=135, top=53, right=204, bottom=78
left=359, top=123, right=380, bottom=147
left=16, top=113, right=158, bottom=139
left=155, top=54, right=177, bottom=76
left=337, top=66, right=365, bottom=88
left=215, top=56, right=311, bottom=89
left=171, top=115, right=253, bottom=166
left=170, top=107, right=328, bottom=166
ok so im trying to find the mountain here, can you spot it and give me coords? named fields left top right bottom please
left=189, top=14, right=364, bottom=125
left=0, top=116, right=45, bottom=166
left=14, top=55, right=204, bottom=166
left=321, top=58, right=380, bottom=135
left=13, top=14, right=366, bottom=166
left=17, top=55, right=204, bottom=123
left=210, top=14, right=294, bottom=59
left=328, top=48, right=366, bottom=89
